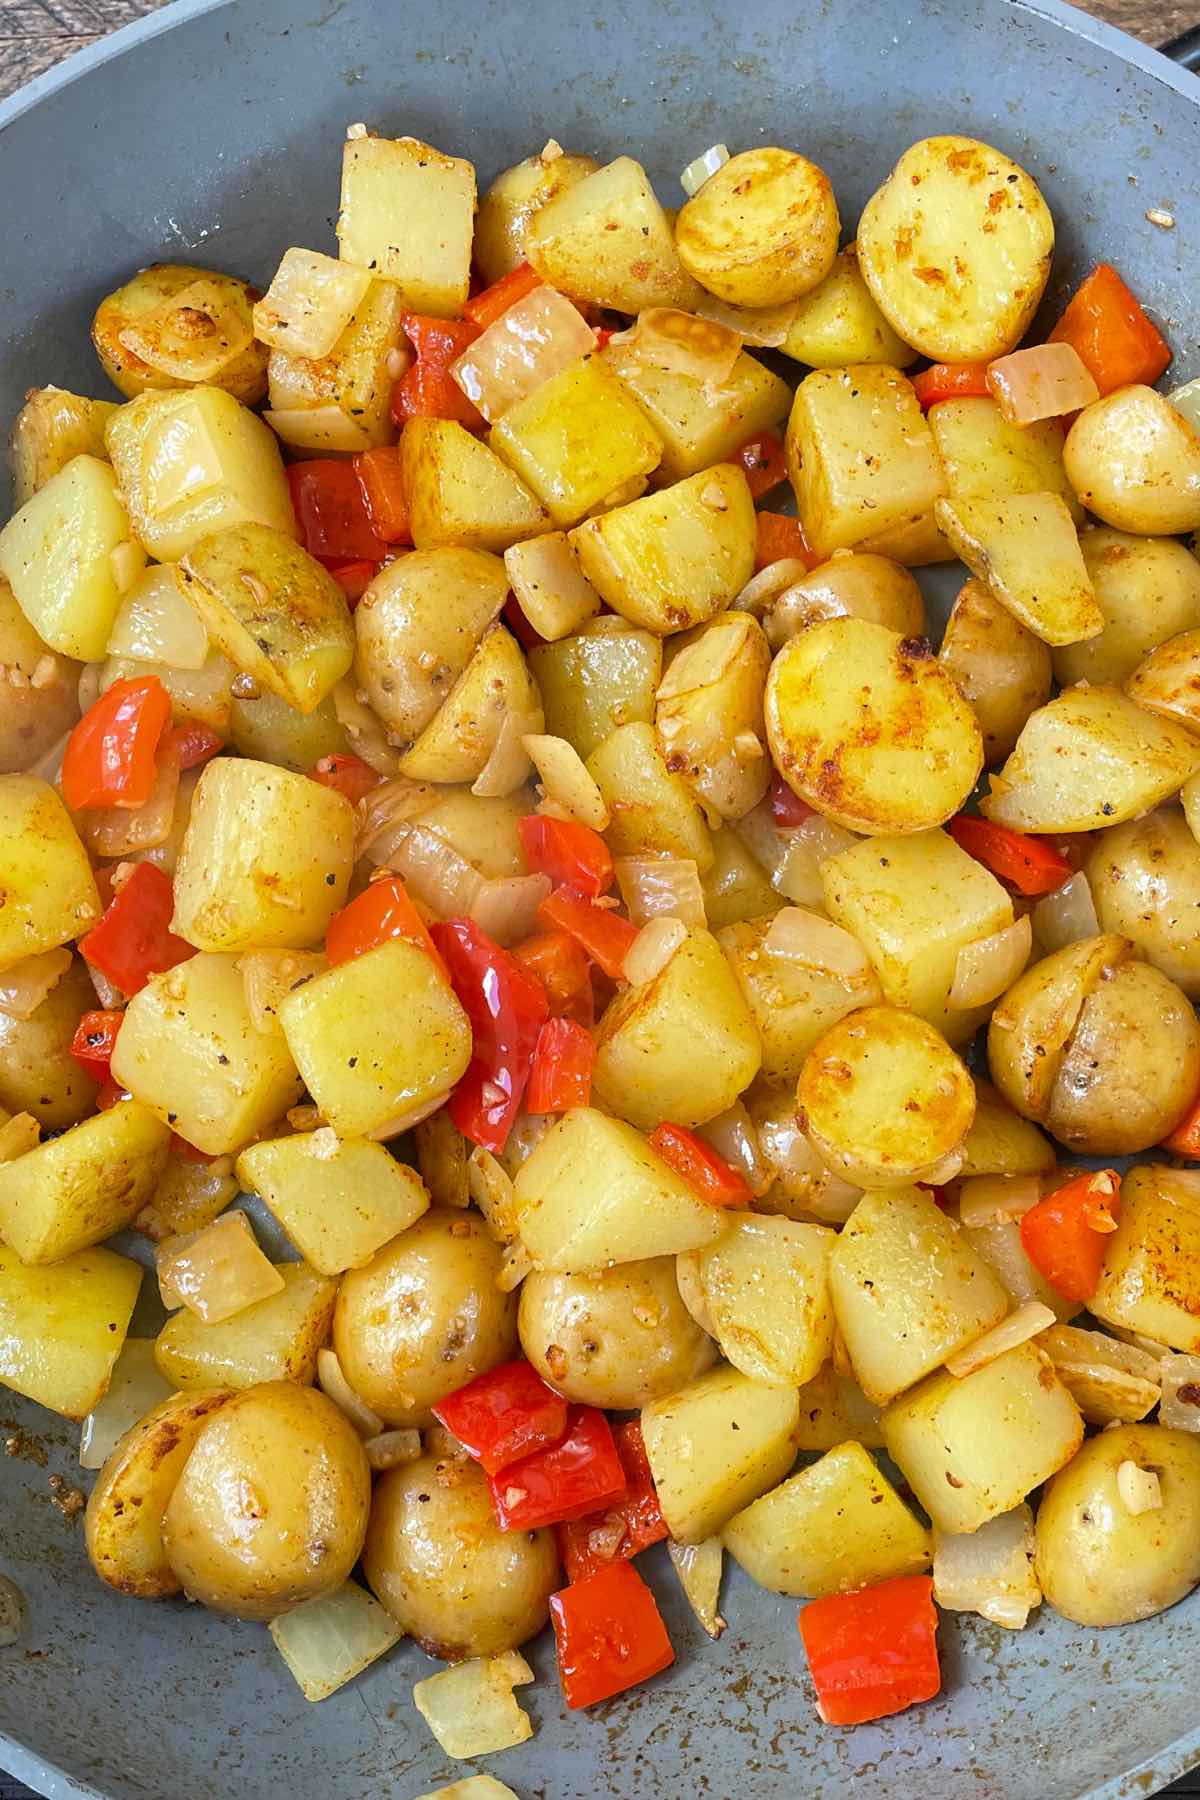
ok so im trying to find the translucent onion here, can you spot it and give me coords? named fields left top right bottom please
left=523, top=731, right=609, bottom=828
left=264, top=405, right=377, bottom=454
left=467, top=1146, right=520, bottom=1243
left=503, top=533, right=601, bottom=642
left=118, top=276, right=254, bottom=382
left=1168, top=376, right=1200, bottom=433
left=469, top=873, right=552, bottom=946
left=667, top=1537, right=726, bottom=1638
left=106, top=566, right=208, bottom=670
left=764, top=906, right=876, bottom=987
left=80, top=738, right=181, bottom=858
left=657, top=624, right=743, bottom=702
left=615, top=856, right=706, bottom=929
left=333, top=680, right=403, bottom=777
left=268, top=1580, right=403, bottom=1703
left=932, top=1505, right=1040, bottom=1630
left=0, top=1112, right=40, bottom=1163
left=754, top=1110, right=862, bottom=1224
left=452, top=286, right=595, bottom=423
left=987, top=343, right=1099, bottom=426
left=1038, top=1323, right=1161, bottom=1424
left=680, top=142, right=729, bottom=196
left=696, top=1102, right=772, bottom=1198
left=1032, top=871, right=1099, bottom=954
left=364, top=1428, right=422, bottom=1471
left=253, top=247, right=373, bottom=361
left=78, top=1339, right=173, bottom=1471
left=948, top=914, right=1032, bottom=1010
left=87, top=962, right=124, bottom=1010
left=732, top=558, right=814, bottom=618
left=1158, top=1353, right=1200, bottom=1430
left=412, top=1651, right=534, bottom=1760
left=317, top=1347, right=385, bottom=1437
left=0, top=946, right=72, bottom=1021
left=944, top=1301, right=1055, bottom=1378
left=238, top=949, right=326, bottom=1037
left=101, top=650, right=236, bottom=737
left=608, top=308, right=741, bottom=387
left=496, top=1113, right=552, bottom=1179
left=772, top=815, right=862, bottom=905
left=353, top=774, right=440, bottom=866
left=497, top=1239, right=534, bottom=1292
left=156, top=1211, right=284, bottom=1323
left=392, top=823, right=483, bottom=917
left=470, top=705, right=539, bottom=798
left=27, top=729, right=70, bottom=785
left=693, top=290, right=798, bottom=348
left=623, top=914, right=687, bottom=985
left=957, top=1173, right=1042, bottom=1229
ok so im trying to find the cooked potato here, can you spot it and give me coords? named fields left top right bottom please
left=1055, top=529, right=1200, bottom=688
left=337, top=132, right=474, bottom=316
left=1127, top=629, right=1200, bottom=734
left=518, top=1257, right=716, bottom=1407
left=1091, top=1167, right=1200, bottom=1352
left=398, top=625, right=541, bottom=788
left=0, top=1243, right=142, bottom=1419
left=938, top=578, right=1052, bottom=766
left=987, top=933, right=1120, bottom=1122
left=781, top=247, right=916, bottom=368
left=981, top=685, right=1200, bottom=833
left=513, top=1107, right=726, bottom=1271
left=934, top=491, right=1101, bottom=648
left=503, top=533, right=602, bottom=644
left=265, top=278, right=407, bottom=450
left=958, top=1078, right=1055, bottom=1179
left=364, top=1451, right=558, bottom=1658
left=719, top=913, right=881, bottom=1082
left=724, top=1439, right=929, bottom=1597
left=136, top=1146, right=238, bottom=1243
left=587, top=720, right=713, bottom=868
left=162, top=1382, right=370, bottom=1620
left=525, top=156, right=701, bottom=313
left=0, top=455, right=143, bottom=660
left=701, top=827, right=781, bottom=931
left=857, top=135, right=1053, bottom=361
left=829, top=1186, right=1007, bottom=1405
left=11, top=385, right=118, bottom=508
left=0, top=776, right=100, bottom=970
left=0, top=579, right=80, bottom=772
left=0, top=1100, right=169, bottom=1264
left=475, top=148, right=600, bottom=285
left=155, top=1262, right=336, bottom=1390
left=767, top=620, right=982, bottom=835
left=745, top=1082, right=863, bottom=1225
left=401, top=419, right=549, bottom=553
left=92, top=263, right=267, bottom=403
left=929, top=396, right=1082, bottom=520
left=675, top=147, right=839, bottom=307
left=237, top=1133, right=430, bottom=1276
left=228, top=686, right=348, bottom=769
left=603, top=339, right=789, bottom=482
left=763, top=554, right=925, bottom=650
left=641, top=1364, right=800, bottom=1543
left=695, top=1213, right=834, bottom=1387
left=654, top=611, right=769, bottom=820
left=85, top=1390, right=232, bottom=1599
left=1035, top=1425, right=1200, bottom=1628
left=793, top=1364, right=884, bottom=1451
left=1087, top=810, right=1200, bottom=997
left=1065, top=386, right=1200, bottom=535
left=531, top=618, right=662, bottom=761
left=0, top=957, right=98, bottom=1127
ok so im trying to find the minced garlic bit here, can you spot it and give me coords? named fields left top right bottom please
left=346, top=121, right=369, bottom=141
left=541, top=139, right=565, bottom=162
left=1145, top=208, right=1176, bottom=230
left=1116, top=1459, right=1162, bottom=1515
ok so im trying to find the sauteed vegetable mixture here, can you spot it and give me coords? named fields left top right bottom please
left=5, top=124, right=1200, bottom=1773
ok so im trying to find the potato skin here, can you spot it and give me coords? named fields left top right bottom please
left=1087, top=809, right=1200, bottom=998
left=938, top=578, right=1051, bottom=767
left=518, top=1257, right=717, bottom=1408
left=1035, top=1425, right=1200, bottom=1628
left=675, top=147, right=840, bottom=307
left=363, top=1451, right=559, bottom=1658
left=1065, top=387, right=1200, bottom=536
left=0, top=580, right=80, bottom=772
left=764, top=554, right=925, bottom=650
left=161, top=1382, right=370, bottom=1620
left=93, top=263, right=267, bottom=404
left=333, top=1208, right=517, bottom=1427
left=0, top=957, right=99, bottom=1128
left=1055, top=529, right=1200, bottom=689
left=475, top=150, right=600, bottom=286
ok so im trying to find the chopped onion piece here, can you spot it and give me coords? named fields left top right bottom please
left=922, top=1147, right=965, bottom=1187
left=764, top=906, right=877, bottom=989
left=27, top=729, right=69, bottom=786
left=1039, top=1323, right=1162, bottom=1425
left=616, top=856, right=706, bottom=929
left=106, top=566, right=208, bottom=670
left=467, top=1147, right=520, bottom=1244
left=1168, top=376, right=1200, bottom=433
left=412, top=1782, right=521, bottom=1800
left=755, top=1110, right=862, bottom=1224
left=238, top=949, right=326, bottom=1037
left=497, top=1112, right=552, bottom=1178
left=333, top=681, right=403, bottom=778
left=773, top=814, right=861, bottom=906
left=1032, top=870, right=1098, bottom=955
left=0, top=1113, right=40, bottom=1163
left=0, top=946, right=72, bottom=1021
left=657, top=626, right=743, bottom=702
left=948, top=914, right=1032, bottom=1009
left=471, top=704, right=539, bottom=798
left=78, top=1339, right=173, bottom=1470
left=693, top=290, right=798, bottom=348
left=81, top=738, right=181, bottom=858
left=1117, top=1460, right=1162, bottom=1515
left=364, top=1428, right=422, bottom=1471
left=697, top=1103, right=772, bottom=1198
left=452, top=286, right=595, bottom=423
left=1159, top=1354, right=1200, bottom=1430
left=269, top=1579, right=403, bottom=1702
left=933, top=1505, right=1040, bottom=1630
left=504, top=534, right=601, bottom=641
left=608, top=308, right=740, bottom=387
left=944, top=1302, right=1055, bottom=1379
left=987, top=342, right=1099, bottom=426
left=412, top=1651, right=534, bottom=1759
left=667, top=1537, right=725, bottom=1638
left=958, top=1174, right=1041, bottom=1229
left=469, top=873, right=552, bottom=946
left=680, top=143, right=730, bottom=196
left=523, top=732, right=609, bottom=828
left=317, top=1347, right=385, bottom=1437
left=390, top=823, right=483, bottom=918
left=624, top=914, right=687, bottom=985
left=264, top=405, right=378, bottom=454
left=732, top=558, right=814, bottom=618
left=253, top=248, right=373, bottom=361
left=353, top=775, right=440, bottom=866
left=156, top=1211, right=284, bottom=1324
left=118, top=276, right=253, bottom=381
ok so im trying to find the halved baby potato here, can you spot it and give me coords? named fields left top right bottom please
left=397, top=624, right=542, bottom=789
left=1057, top=529, right=1200, bottom=689
left=1065, top=386, right=1200, bottom=535
left=475, top=147, right=600, bottom=286
left=675, top=148, right=840, bottom=308
left=938, top=579, right=1052, bottom=767
left=93, top=263, right=267, bottom=404
left=780, top=247, right=916, bottom=368
left=762, top=553, right=925, bottom=651
left=1127, top=630, right=1200, bottom=735
left=933, top=492, right=1101, bottom=648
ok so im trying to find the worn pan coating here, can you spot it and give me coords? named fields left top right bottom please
left=2, top=1, right=1200, bottom=1795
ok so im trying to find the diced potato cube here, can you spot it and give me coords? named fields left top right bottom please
left=0, top=455, right=143, bottom=659
left=105, top=386, right=297, bottom=562
left=512, top=1106, right=726, bottom=1271
left=723, top=1439, right=930, bottom=1596
left=526, top=156, right=702, bottom=314
left=111, top=953, right=303, bottom=1155
left=172, top=758, right=353, bottom=952
left=489, top=356, right=662, bottom=528
left=586, top=720, right=712, bottom=867
left=237, top=1133, right=431, bottom=1275
left=266, top=278, right=407, bottom=449
left=830, top=1187, right=1009, bottom=1405
left=253, top=248, right=374, bottom=361
left=793, top=1364, right=884, bottom=1451
left=603, top=342, right=790, bottom=480
left=592, top=928, right=761, bottom=1131
left=929, top=396, right=1083, bottom=521
left=654, top=609, right=771, bottom=820
left=337, top=133, right=474, bottom=317
left=531, top=621, right=661, bottom=761
left=11, top=386, right=119, bottom=508
left=0, top=1101, right=169, bottom=1264
left=503, top=533, right=601, bottom=642
left=397, top=625, right=542, bottom=788
left=959, top=1079, right=1055, bottom=1178
left=882, top=1342, right=1084, bottom=1533
left=641, top=1364, right=800, bottom=1542
left=279, top=940, right=471, bottom=1139
left=228, top=686, right=346, bottom=769
left=933, top=491, right=1102, bottom=647
left=154, top=1260, right=336, bottom=1390
left=401, top=419, right=548, bottom=552
left=0, top=1244, right=142, bottom=1419
left=0, top=776, right=100, bottom=970
left=719, top=914, right=881, bottom=1081
left=696, top=1213, right=835, bottom=1387
left=570, top=463, right=756, bottom=633
left=1091, top=1167, right=1200, bottom=1352
left=781, top=248, right=917, bottom=369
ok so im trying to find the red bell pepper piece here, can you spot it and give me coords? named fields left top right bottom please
left=911, top=362, right=992, bottom=410
left=1048, top=263, right=1171, bottom=396
left=754, top=511, right=816, bottom=572
left=392, top=315, right=484, bottom=429
left=62, top=676, right=172, bottom=812
left=948, top=814, right=1072, bottom=897
left=353, top=444, right=412, bottom=545
left=488, top=1405, right=626, bottom=1531
left=96, top=1076, right=131, bottom=1111
left=798, top=1574, right=940, bottom=1725
left=502, top=593, right=549, bottom=651
left=512, top=930, right=595, bottom=1026
left=735, top=430, right=787, bottom=500
left=1162, top=1088, right=1200, bottom=1158
left=557, top=1421, right=668, bottom=1584
left=464, top=262, right=543, bottom=331
left=518, top=815, right=613, bottom=899
left=429, top=916, right=550, bottom=1152
left=536, top=888, right=638, bottom=980
left=325, top=872, right=441, bottom=970
left=1019, top=1169, right=1121, bottom=1303
left=550, top=1560, right=674, bottom=1710
left=433, top=1358, right=569, bottom=1475
left=327, top=559, right=378, bottom=606
left=648, top=1122, right=753, bottom=1207
left=309, top=752, right=384, bottom=805
left=163, top=721, right=224, bottom=771
left=770, top=768, right=814, bottom=827
left=287, top=460, right=387, bottom=563
left=79, top=863, right=194, bottom=997
left=526, top=1016, right=595, bottom=1114
left=69, top=1009, right=125, bottom=1082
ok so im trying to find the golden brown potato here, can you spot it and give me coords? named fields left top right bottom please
left=938, top=578, right=1052, bottom=766
left=675, top=148, right=840, bottom=307
left=92, top=263, right=267, bottom=403
left=228, top=686, right=348, bottom=771
left=333, top=1209, right=517, bottom=1427
left=336, top=133, right=474, bottom=318
left=656, top=611, right=770, bottom=820
left=10, top=385, right=117, bottom=509
left=745, top=1082, right=863, bottom=1224
left=933, top=491, right=1101, bottom=648
left=1087, top=809, right=1200, bottom=998
left=958, top=1078, right=1055, bottom=1179
left=1055, top=529, right=1200, bottom=688
left=162, top=1382, right=371, bottom=1620
left=525, top=157, right=701, bottom=315
left=929, top=395, right=1082, bottom=520
left=1065, top=387, right=1200, bottom=535
left=518, top=1258, right=716, bottom=1407
left=0, top=957, right=98, bottom=1128
left=363, top=1451, right=558, bottom=1658
left=265, top=277, right=407, bottom=451
left=587, top=721, right=713, bottom=870
left=1091, top=1166, right=1200, bottom=1352
left=401, top=418, right=549, bottom=553
left=0, top=579, right=80, bottom=772
left=762, top=554, right=925, bottom=650
left=780, top=246, right=917, bottom=368
left=693, top=1212, right=835, bottom=1388
left=397, top=624, right=542, bottom=789
left=1126, top=629, right=1200, bottom=735
left=475, top=148, right=601, bottom=285
left=719, top=913, right=882, bottom=1082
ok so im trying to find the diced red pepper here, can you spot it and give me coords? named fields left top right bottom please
left=1019, top=1169, right=1121, bottom=1303
left=911, top=363, right=992, bottom=410
left=489, top=1405, right=626, bottom=1531
left=392, top=314, right=484, bottom=429
left=735, top=430, right=787, bottom=500
left=434, top=1358, right=569, bottom=1475
left=557, top=1421, right=668, bottom=1584
left=948, top=814, right=1072, bottom=897
left=327, top=559, right=378, bottom=606
left=287, top=460, right=388, bottom=563
left=164, top=721, right=224, bottom=771
left=502, top=594, right=549, bottom=651
left=512, top=930, right=595, bottom=1027
left=309, top=752, right=384, bottom=805
left=594, top=326, right=616, bottom=351
left=526, top=1016, right=595, bottom=1114
left=429, top=916, right=550, bottom=1152
left=536, top=887, right=638, bottom=980
left=464, top=262, right=543, bottom=331
left=1163, top=1089, right=1200, bottom=1158
left=325, top=872, right=441, bottom=970
left=353, top=444, right=412, bottom=545
left=755, top=511, right=817, bottom=573
left=62, top=676, right=172, bottom=812
left=770, top=768, right=814, bottom=827
left=79, top=863, right=194, bottom=997
left=96, top=1076, right=131, bottom=1111
left=518, top=815, right=613, bottom=900
left=798, top=1574, right=940, bottom=1726
left=69, top=1009, right=125, bottom=1082
left=550, top=1560, right=674, bottom=1710
left=1048, top=263, right=1171, bottom=396
left=648, top=1121, right=753, bottom=1207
